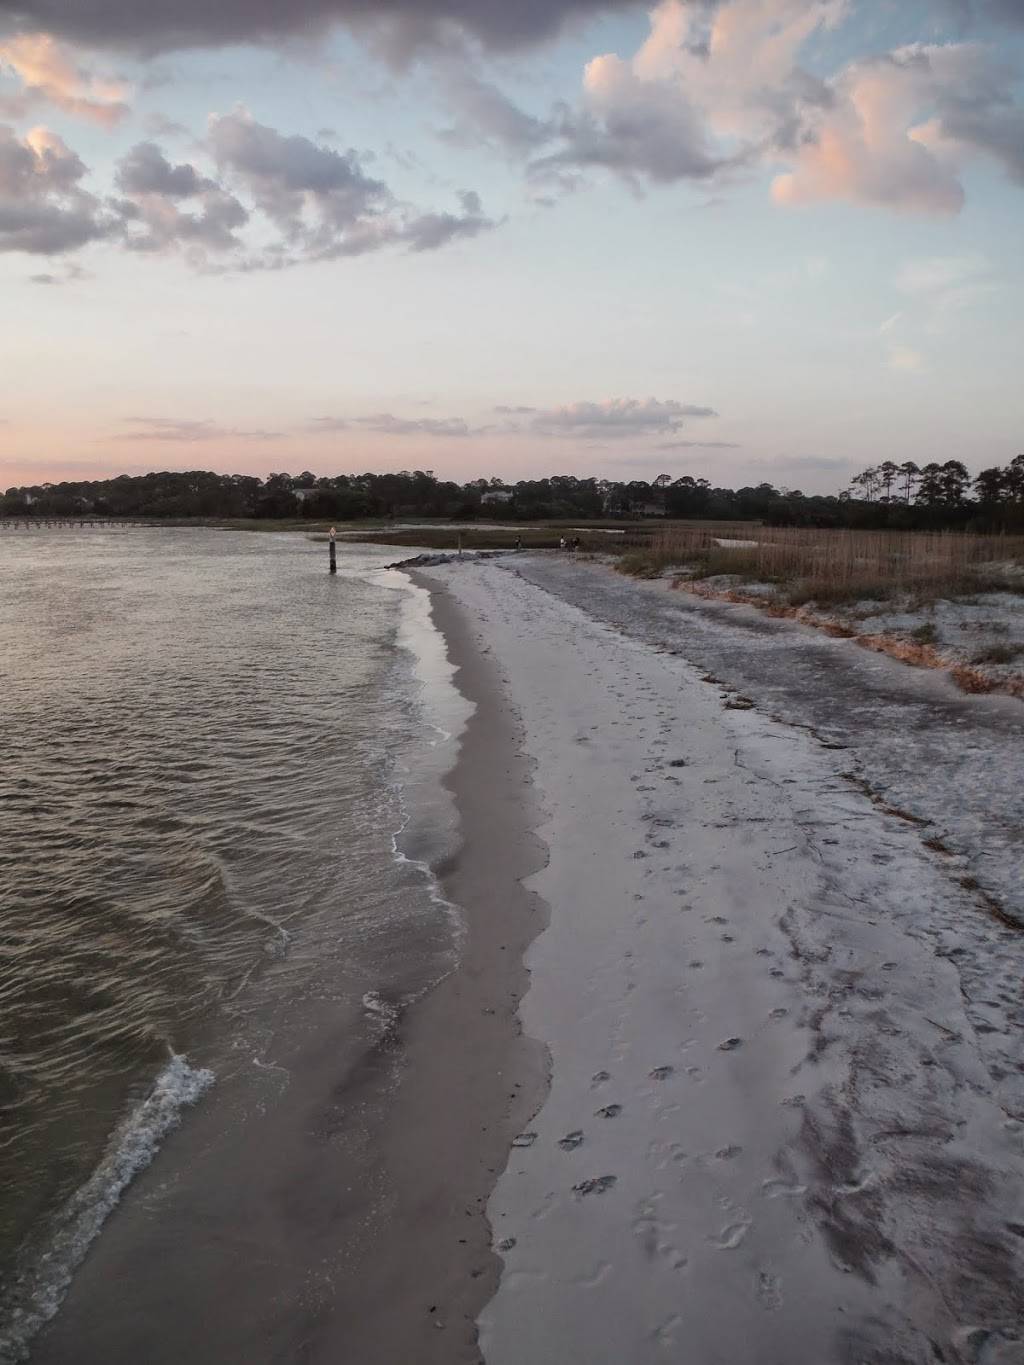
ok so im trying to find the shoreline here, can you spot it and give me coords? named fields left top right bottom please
left=27, top=568, right=549, bottom=1364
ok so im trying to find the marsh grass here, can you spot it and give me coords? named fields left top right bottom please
left=620, top=526, right=1024, bottom=602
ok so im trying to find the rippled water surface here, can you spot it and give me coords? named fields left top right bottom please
left=0, top=528, right=459, bottom=1342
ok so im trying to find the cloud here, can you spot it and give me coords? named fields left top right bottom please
left=655, top=439, right=741, bottom=449
left=113, top=417, right=282, bottom=442
left=116, top=141, right=215, bottom=198
left=0, top=109, right=494, bottom=266
left=0, top=123, right=111, bottom=254
left=311, top=413, right=476, bottom=437
left=208, top=108, right=495, bottom=263
left=494, top=404, right=538, bottom=414
left=0, top=32, right=129, bottom=126
left=27, top=260, right=88, bottom=282
left=1, top=1, right=637, bottom=58
left=492, top=0, right=1024, bottom=213
left=438, top=71, right=561, bottom=156
left=531, top=397, right=718, bottom=439
left=400, top=190, right=494, bottom=252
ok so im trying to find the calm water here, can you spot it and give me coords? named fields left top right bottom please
left=0, top=528, right=465, bottom=1356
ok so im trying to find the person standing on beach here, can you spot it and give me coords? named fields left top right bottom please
left=559, top=536, right=566, bottom=551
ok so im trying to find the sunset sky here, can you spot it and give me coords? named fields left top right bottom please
left=1, top=0, right=1022, bottom=493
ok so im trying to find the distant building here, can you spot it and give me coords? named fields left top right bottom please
left=293, top=488, right=315, bottom=504
left=481, top=488, right=514, bottom=506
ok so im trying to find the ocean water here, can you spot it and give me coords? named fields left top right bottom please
left=0, top=528, right=467, bottom=1359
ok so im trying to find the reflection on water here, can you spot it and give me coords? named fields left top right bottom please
left=0, top=528, right=460, bottom=1335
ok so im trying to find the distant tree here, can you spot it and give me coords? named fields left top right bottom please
left=877, top=460, right=899, bottom=501
left=938, top=459, right=970, bottom=505
left=974, top=467, right=1007, bottom=504
left=898, top=461, right=920, bottom=503
left=850, top=466, right=880, bottom=501
left=915, top=462, right=945, bottom=506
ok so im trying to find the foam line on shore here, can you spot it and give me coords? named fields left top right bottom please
left=0, top=1055, right=213, bottom=1364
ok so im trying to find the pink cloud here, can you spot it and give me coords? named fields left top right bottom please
left=0, top=33, right=130, bottom=128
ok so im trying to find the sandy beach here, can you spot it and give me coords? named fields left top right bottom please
left=422, top=554, right=1023, bottom=1365
left=27, top=550, right=1024, bottom=1364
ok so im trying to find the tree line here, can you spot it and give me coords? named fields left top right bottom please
left=2, top=454, right=1022, bottom=530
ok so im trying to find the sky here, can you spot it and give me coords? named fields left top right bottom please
left=1, top=0, right=1023, bottom=494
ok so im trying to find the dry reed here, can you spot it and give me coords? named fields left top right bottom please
left=633, top=526, right=1024, bottom=602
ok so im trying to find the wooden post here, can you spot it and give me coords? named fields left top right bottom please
left=329, top=526, right=337, bottom=574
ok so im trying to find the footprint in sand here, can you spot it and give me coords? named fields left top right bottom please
left=592, top=1070, right=611, bottom=1086
left=756, top=1270, right=783, bottom=1310
left=718, top=1037, right=743, bottom=1051
left=595, top=1103, right=622, bottom=1118
left=715, top=1144, right=743, bottom=1160
left=558, top=1130, right=585, bottom=1151
left=713, top=1220, right=752, bottom=1250
left=512, top=1132, right=538, bottom=1148
left=649, top=1065, right=675, bottom=1081
left=572, top=1175, right=617, bottom=1198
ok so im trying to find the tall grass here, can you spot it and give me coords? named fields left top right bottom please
left=629, top=526, right=1024, bottom=602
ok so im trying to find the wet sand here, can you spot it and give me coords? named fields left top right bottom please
left=31, top=578, right=548, bottom=1364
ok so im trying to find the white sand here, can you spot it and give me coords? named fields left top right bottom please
left=422, top=558, right=1024, bottom=1365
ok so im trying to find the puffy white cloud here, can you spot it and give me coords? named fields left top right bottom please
left=473, top=0, right=1024, bottom=215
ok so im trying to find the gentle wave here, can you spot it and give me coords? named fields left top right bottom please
left=0, top=1055, right=213, bottom=1364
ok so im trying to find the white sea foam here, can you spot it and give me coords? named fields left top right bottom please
left=0, top=1055, right=213, bottom=1364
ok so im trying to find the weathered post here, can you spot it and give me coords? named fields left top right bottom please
left=328, top=525, right=337, bottom=574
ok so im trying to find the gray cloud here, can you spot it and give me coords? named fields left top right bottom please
left=116, top=140, right=214, bottom=197
left=438, top=72, right=562, bottom=156
left=209, top=110, right=390, bottom=241
left=27, top=261, right=88, bottom=283
left=0, top=111, right=494, bottom=266
left=114, top=417, right=282, bottom=442
left=531, top=398, right=718, bottom=439
left=311, top=413, right=475, bottom=436
left=2, top=1, right=637, bottom=57
left=0, top=124, right=110, bottom=254
left=400, top=190, right=493, bottom=252
left=655, top=439, right=741, bottom=450
left=111, top=141, right=249, bottom=255
left=495, top=404, right=538, bottom=414
left=208, top=110, right=495, bottom=263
